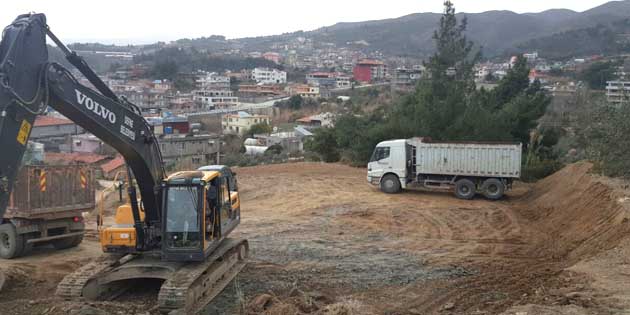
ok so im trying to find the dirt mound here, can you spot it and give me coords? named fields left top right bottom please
left=519, top=162, right=630, bottom=264
left=245, top=291, right=375, bottom=315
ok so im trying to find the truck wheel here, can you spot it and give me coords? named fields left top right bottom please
left=52, top=234, right=83, bottom=250
left=380, top=174, right=401, bottom=194
left=454, top=179, right=476, bottom=200
left=481, top=178, right=505, bottom=200
left=0, top=223, right=25, bottom=259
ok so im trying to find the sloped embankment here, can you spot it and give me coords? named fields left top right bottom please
left=519, top=162, right=630, bottom=264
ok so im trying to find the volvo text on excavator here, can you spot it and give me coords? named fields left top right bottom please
left=0, top=13, right=248, bottom=313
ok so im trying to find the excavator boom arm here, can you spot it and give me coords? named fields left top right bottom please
left=0, top=14, right=165, bottom=236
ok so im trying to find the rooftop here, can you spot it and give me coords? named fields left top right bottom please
left=34, top=116, right=74, bottom=127
left=101, top=155, right=126, bottom=174
left=45, top=152, right=109, bottom=165
left=356, top=59, right=384, bottom=66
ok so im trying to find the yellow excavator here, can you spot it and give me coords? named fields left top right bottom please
left=0, top=13, right=247, bottom=313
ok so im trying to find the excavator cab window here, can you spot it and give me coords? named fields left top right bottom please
left=164, top=185, right=202, bottom=249
left=205, top=183, right=220, bottom=242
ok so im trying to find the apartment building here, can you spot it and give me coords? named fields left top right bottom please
left=287, top=84, right=320, bottom=98
left=193, top=90, right=239, bottom=109
left=606, top=81, right=630, bottom=105
left=252, top=68, right=287, bottom=84
left=158, top=134, right=220, bottom=167
left=353, top=59, right=388, bottom=83
left=222, top=111, right=271, bottom=135
left=196, top=72, right=230, bottom=90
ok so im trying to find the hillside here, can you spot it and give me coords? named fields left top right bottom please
left=227, top=0, right=630, bottom=58
left=65, top=1, right=630, bottom=64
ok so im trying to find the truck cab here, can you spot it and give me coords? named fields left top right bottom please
left=367, top=139, right=408, bottom=193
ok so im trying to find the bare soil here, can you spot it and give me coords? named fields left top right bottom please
left=1, top=162, right=629, bottom=315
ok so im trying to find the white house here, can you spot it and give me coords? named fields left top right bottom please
left=252, top=68, right=287, bottom=84
left=193, top=90, right=239, bottom=109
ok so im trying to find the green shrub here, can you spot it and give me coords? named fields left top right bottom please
left=521, top=160, right=562, bottom=182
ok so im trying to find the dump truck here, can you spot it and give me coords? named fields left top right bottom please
left=1, top=165, right=94, bottom=258
left=367, top=137, right=522, bottom=200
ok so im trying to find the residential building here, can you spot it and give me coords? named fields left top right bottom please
left=44, top=152, right=110, bottom=166
left=193, top=90, right=239, bottom=109
left=120, top=88, right=168, bottom=111
left=72, top=134, right=104, bottom=154
left=529, top=69, right=549, bottom=84
left=158, top=134, right=220, bottom=167
left=287, top=84, right=320, bottom=98
left=252, top=126, right=314, bottom=154
left=252, top=68, right=287, bottom=84
left=145, top=117, right=164, bottom=136
left=101, top=155, right=126, bottom=180
left=222, top=112, right=271, bottom=135
left=22, top=142, right=44, bottom=164
left=306, top=72, right=337, bottom=89
left=196, top=72, right=230, bottom=90
left=296, top=112, right=335, bottom=129
left=163, top=116, right=190, bottom=134
left=523, top=52, right=539, bottom=62
left=168, top=93, right=197, bottom=111
left=393, top=67, right=423, bottom=88
left=353, top=59, right=388, bottom=83
left=31, top=116, right=83, bottom=139
left=606, top=81, right=630, bottom=105
left=152, top=79, right=172, bottom=92
left=335, top=75, right=351, bottom=89
left=475, top=67, right=490, bottom=80
left=237, top=84, right=284, bottom=96
left=263, top=52, right=281, bottom=64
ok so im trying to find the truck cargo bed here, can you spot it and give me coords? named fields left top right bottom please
left=411, top=139, right=522, bottom=179
left=7, top=165, right=95, bottom=219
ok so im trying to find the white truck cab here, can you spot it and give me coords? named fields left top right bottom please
left=367, top=139, right=408, bottom=193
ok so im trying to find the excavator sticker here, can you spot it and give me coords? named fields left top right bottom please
left=16, top=119, right=31, bottom=145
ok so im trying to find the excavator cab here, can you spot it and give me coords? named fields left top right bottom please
left=161, top=169, right=240, bottom=262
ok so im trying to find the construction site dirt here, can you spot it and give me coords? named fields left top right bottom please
left=1, top=161, right=629, bottom=315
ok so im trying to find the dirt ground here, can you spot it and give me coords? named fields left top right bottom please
left=1, top=161, right=630, bottom=315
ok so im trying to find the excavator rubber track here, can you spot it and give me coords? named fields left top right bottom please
left=158, top=238, right=249, bottom=314
left=56, top=254, right=126, bottom=299
left=56, top=239, right=248, bottom=314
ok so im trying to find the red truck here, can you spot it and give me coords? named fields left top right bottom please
left=1, top=165, right=94, bottom=258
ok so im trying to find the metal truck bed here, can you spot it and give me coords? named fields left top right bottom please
left=7, top=165, right=95, bottom=220
left=411, top=139, right=522, bottom=178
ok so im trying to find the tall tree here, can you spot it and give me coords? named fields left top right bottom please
left=395, top=0, right=480, bottom=139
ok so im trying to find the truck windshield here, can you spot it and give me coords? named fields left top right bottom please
left=370, top=146, right=390, bottom=162
left=165, top=186, right=201, bottom=248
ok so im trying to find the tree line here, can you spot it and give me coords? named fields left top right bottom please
left=307, top=1, right=553, bottom=173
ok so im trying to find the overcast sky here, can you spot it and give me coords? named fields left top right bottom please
left=0, top=0, right=617, bottom=44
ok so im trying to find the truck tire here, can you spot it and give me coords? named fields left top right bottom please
left=380, top=174, right=401, bottom=194
left=481, top=178, right=505, bottom=200
left=52, top=234, right=83, bottom=250
left=454, top=179, right=476, bottom=200
left=0, top=223, right=25, bottom=259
